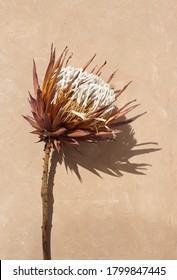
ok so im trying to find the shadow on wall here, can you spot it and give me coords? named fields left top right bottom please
left=46, top=122, right=160, bottom=259
left=49, top=122, right=161, bottom=182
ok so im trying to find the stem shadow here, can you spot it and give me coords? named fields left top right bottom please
left=46, top=122, right=161, bottom=258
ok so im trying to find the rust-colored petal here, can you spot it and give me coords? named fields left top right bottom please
left=107, top=69, right=118, bottom=83
left=33, top=59, right=39, bottom=95
left=95, top=61, right=107, bottom=75
left=28, top=92, right=38, bottom=113
left=32, top=111, right=44, bottom=128
left=105, top=100, right=138, bottom=124
left=37, top=88, right=44, bottom=117
left=53, top=46, right=68, bottom=71
left=31, top=129, right=44, bottom=135
left=52, top=108, right=63, bottom=128
left=42, top=45, right=56, bottom=96
left=95, top=131, right=116, bottom=136
left=23, top=115, right=41, bottom=130
left=67, top=129, right=91, bottom=137
left=50, top=127, right=66, bottom=136
left=44, top=112, right=52, bottom=130
left=82, top=54, right=96, bottom=71
left=109, top=112, right=146, bottom=129
left=115, top=81, right=132, bottom=98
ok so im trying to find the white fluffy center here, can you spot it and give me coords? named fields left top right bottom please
left=53, top=66, right=116, bottom=112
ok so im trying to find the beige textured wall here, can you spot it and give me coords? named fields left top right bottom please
left=0, top=0, right=177, bottom=260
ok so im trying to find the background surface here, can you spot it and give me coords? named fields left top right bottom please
left=0, top=0, right=176, bottom=259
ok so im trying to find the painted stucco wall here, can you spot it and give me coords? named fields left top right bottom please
left=0, top=0, right=176, bottom=259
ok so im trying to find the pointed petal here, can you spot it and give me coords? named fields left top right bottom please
left=91, top=64, right=98, bottom=73
left=48, top=48, right=69, bottom=97
left=42, top=45, right=56, bottom=94
left=107, top=69, right=118, bottom=83
left=44, top=112, right=52, bottom=130
left=53, top=46, right=68, bottom=71
left=65, top=52, right=73, bottom=67
left=33, top=59, right=39, bottom=95
left=83, top=54, right=96, bottom=71
left=28, top=92, right=38, bottom=113
left=52, top=108, right=63, bottom=128
left=105, top=100, right=138, bottom=124
left=32, top=111, right=44, bottom=128
left=95, top=131, right=114, bottom=136
left=95, top=61, right=107, bottom=75
left=31, top=130, right=43, bottom=135
left=108, top=118, right=134, bottom=128
left=115, top=81, right=132, bottom=98
left=23, top=115, right=41, bottom=129
left=109, top=112, right=147, bottom=128
left=36, top=88, right=44, bottom=117
left=50, top=127, right=66, bottom=136
left=45, top=86, right=57, bottom=113
left=67, top=130, right=91, bottom=137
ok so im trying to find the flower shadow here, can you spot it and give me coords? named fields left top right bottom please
left=57, top=123, right=160, bottom=182
left=47, top=122, right=160, bottom=258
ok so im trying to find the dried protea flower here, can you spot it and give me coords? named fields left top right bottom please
left=24, top=46, right=138, bottom=152
left=23, top=46, right=138, bottom=260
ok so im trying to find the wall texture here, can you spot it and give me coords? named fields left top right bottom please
left=0, top=0, right=177, bottom=260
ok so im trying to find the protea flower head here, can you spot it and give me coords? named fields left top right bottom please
left=23, top=45, right=138, bottom=152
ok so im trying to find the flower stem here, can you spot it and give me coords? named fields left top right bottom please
left=41, top=142, right=52, bottom=260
